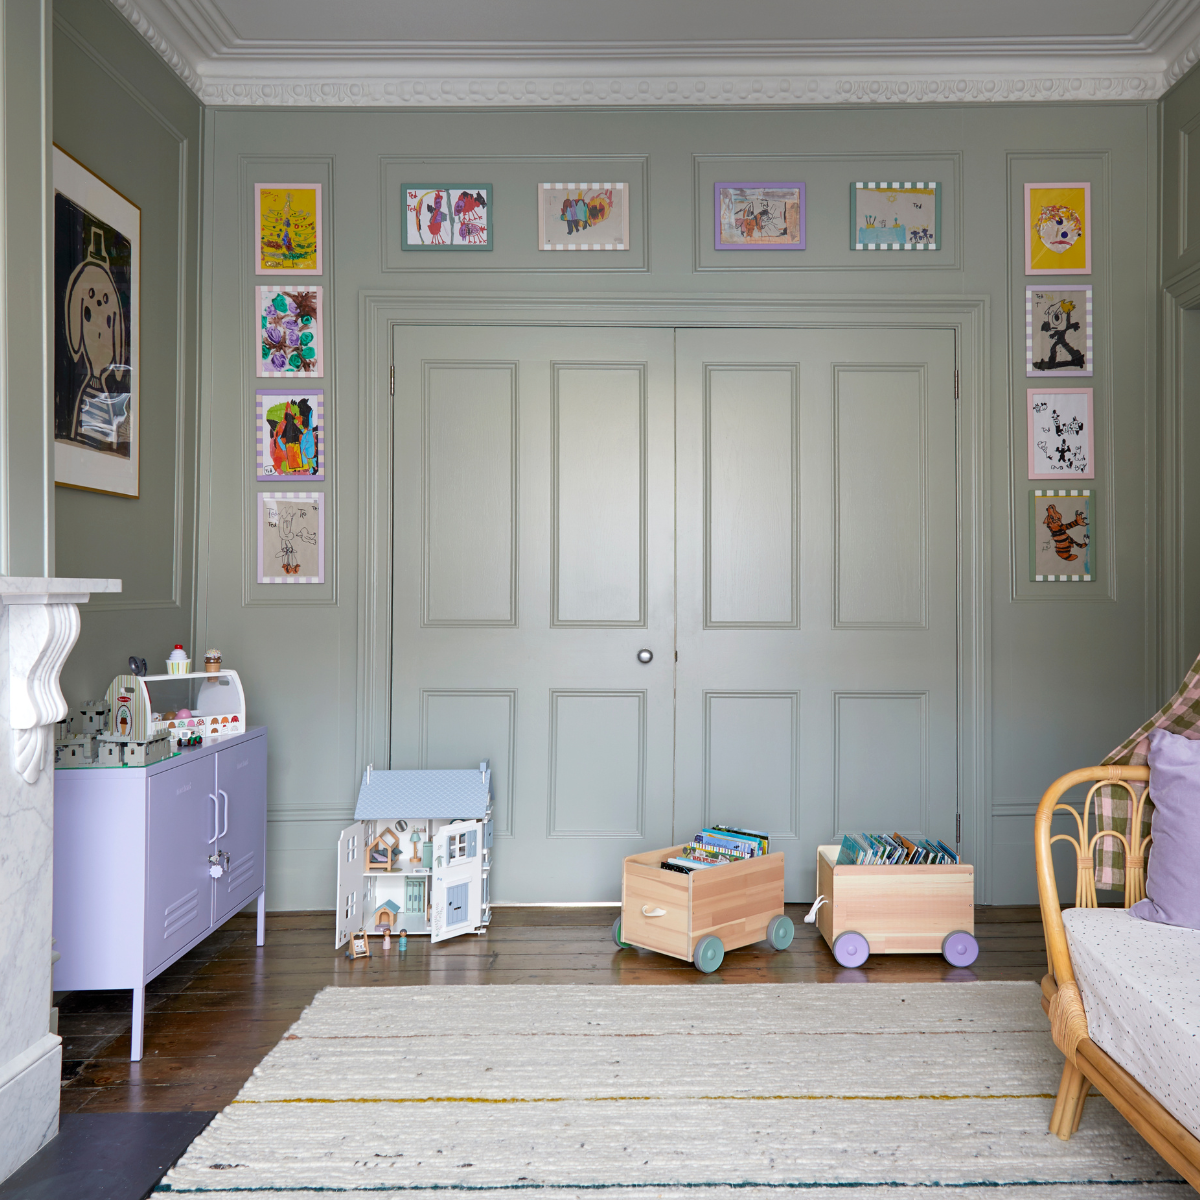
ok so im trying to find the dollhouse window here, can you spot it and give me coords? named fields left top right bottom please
left=446, top=882, right=468, bottom=925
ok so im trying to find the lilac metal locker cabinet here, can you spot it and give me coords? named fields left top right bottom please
left=52, top=728, right=268, bottom=1060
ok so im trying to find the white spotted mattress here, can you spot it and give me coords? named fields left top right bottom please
left=1062, top=906, right=1200, bottom=1139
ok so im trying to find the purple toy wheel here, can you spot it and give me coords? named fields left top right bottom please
left=832, top=930, right=870, bottom=967
left=942, top=930, right=979, bottom=967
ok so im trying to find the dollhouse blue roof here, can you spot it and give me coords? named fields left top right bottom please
left=374, top=899, right=401, bottom=915
left=354, top=766, right=491, bottom=821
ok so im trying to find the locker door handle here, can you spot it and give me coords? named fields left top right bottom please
left=641, top=906, right=667, bottom=917
left=219, top=789, right=229, bottom=838
left=208, top=794, right=219, bottom=844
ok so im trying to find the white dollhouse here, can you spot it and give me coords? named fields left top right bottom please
left=335, top=762, right=493, bottom=948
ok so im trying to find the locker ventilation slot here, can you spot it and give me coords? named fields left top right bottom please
left=226, top=851, right=255, bottom=891
left=164, top=889, right=200, bottom=938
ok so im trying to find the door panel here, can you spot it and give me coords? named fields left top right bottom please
left=423, top=363, right=517, bottom=625
left=393, top=327, right=676, bottom=901
left=706, top=365, right=798, bottom=627
left=676, top=328, right=958, bottom=901
left=553, top=364, right=645, bottom=625
left=213, top=735, right=268, bottom=926
left=144, top=756, right=215, bottom=974
left=834, top=364, right=927, bottom=627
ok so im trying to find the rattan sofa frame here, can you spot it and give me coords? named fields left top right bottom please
left=1035, top=765, right=1200, bottom=1191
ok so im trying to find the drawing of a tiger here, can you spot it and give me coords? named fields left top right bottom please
left=1043, top=503, right=1089, bottom=561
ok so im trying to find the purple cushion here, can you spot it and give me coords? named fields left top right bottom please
left=1129, top=729, right=1200, bottom=930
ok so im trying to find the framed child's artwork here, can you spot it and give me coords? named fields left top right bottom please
left=1027, top=388, right=1094, bottom=479
left=714, top=183, right=805, bottom=249
left=52, top=145, right=141, bottom=497
left=257, top=390, right=323, bottom=481
left=538, top=183, right=628, bottom=251
left=255, top=184, right=321, bottom=274
left=851, top=181, right=939, bottom=250
left=1030, top=489, right=1093, bottom=581
left=402, top=185, right=492, bottom=249
left=1026, top=286, right=1092, bottom=377
left=1025, top=183, right=1091, bottom=275
left=257, top=492, right=325, bottom=584
left=257, top=285, right=322, bottom=377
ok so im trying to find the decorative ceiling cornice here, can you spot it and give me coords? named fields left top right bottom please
left=110, top=0, right=202, bottom=93
left=192, top=69, right=1162, bottom=108
left=109, top=0, right=1200, bottom=105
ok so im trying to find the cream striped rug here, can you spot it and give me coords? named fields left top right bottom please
left=156, top=983, right=1183, bottom=1197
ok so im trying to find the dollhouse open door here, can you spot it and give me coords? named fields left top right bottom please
left=430, top=820, right=483, bottom=943
left=334, top=821, right=365, bottom=949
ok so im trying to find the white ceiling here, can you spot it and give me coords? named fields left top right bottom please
left=108, top=0, right=1200, bottom=105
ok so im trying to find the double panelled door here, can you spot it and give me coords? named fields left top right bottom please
left=392, top=324, right=958, bottom=900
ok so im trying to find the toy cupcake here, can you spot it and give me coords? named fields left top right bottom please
left=204, top=649, right=223, bottom=674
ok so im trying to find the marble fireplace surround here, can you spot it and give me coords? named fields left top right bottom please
left=0, top=577, right=120, bottom=1182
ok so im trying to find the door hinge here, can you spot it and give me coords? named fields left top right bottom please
left=954, top=370, right=959, bottom=400
left=389, top=364, right=395, bottom=397
left=956, top=811, right=961, bottom=846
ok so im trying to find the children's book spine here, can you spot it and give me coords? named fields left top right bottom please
left=699, top=829, right=760, bottom=856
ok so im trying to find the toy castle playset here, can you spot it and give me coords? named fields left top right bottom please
left=335, top=762, right=493, bottom=949
left=55, top=649, right=248, bottom=769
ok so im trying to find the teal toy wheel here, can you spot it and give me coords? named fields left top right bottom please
left=766, top=914, right=795, bottom=950
left=611, top=916, right=630, bottom=949
left=693, top=934, right=725, bottom=973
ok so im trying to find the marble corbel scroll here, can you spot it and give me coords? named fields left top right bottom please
left=1, top=578, right=121, bottom=783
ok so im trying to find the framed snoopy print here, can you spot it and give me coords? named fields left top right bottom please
left=1026, top=286, right=1093, bottom=376
left=1027, top=388, right=1094, bottom=479
left=52, top=146, right=140, bottom=497
left=1024, top=183, right=1091, bottom=275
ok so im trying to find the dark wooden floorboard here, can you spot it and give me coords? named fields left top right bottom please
left=56, top=903, right=1048, bottom=1113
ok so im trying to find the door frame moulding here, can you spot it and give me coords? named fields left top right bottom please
left=1157, top=262, right=1200, bottom=694
left=359, top=292, right=993, bottom=899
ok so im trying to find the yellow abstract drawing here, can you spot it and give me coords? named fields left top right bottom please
left=256, top=184, right=321, bottom=273
left=1025, top=183, right=1090, bottom=274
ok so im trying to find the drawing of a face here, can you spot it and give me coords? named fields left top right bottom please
left=1037, top=205, right=1082, bottom=254
left=1043, top=300, right=1074, bottom=332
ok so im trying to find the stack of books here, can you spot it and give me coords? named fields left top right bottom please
left=836, top=832, right=959, bottom=866
left=662, top=826, right=770, bottom=873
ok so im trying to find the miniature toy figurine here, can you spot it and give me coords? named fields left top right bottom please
left=397, top=928, right=407, bottom=951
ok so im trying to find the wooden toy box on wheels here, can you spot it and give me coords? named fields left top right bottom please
left=614, top=843, right=793, bottom=972
left=814, top=844, right=977, bottom=967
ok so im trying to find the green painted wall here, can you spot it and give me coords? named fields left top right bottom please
left=52, top=0, right=202, bottom=708
left=196, top=101, right=1159, bottom=908
left=0, top=0, right=52, bottom=576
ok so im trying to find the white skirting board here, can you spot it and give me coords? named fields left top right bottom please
left=0, top=1032, right=61, bottom=1182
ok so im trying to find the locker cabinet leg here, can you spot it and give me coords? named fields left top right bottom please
left=131, top=985, right=145, bottom=1062
left=257, top=891, right=266, bottom=946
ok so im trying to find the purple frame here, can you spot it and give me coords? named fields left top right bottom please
left=256, top=389, right=324, bottom=482
left=714, top=182, right=806, bottom=250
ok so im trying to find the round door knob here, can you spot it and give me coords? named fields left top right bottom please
left=637, top=649, right=653, bottom=664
